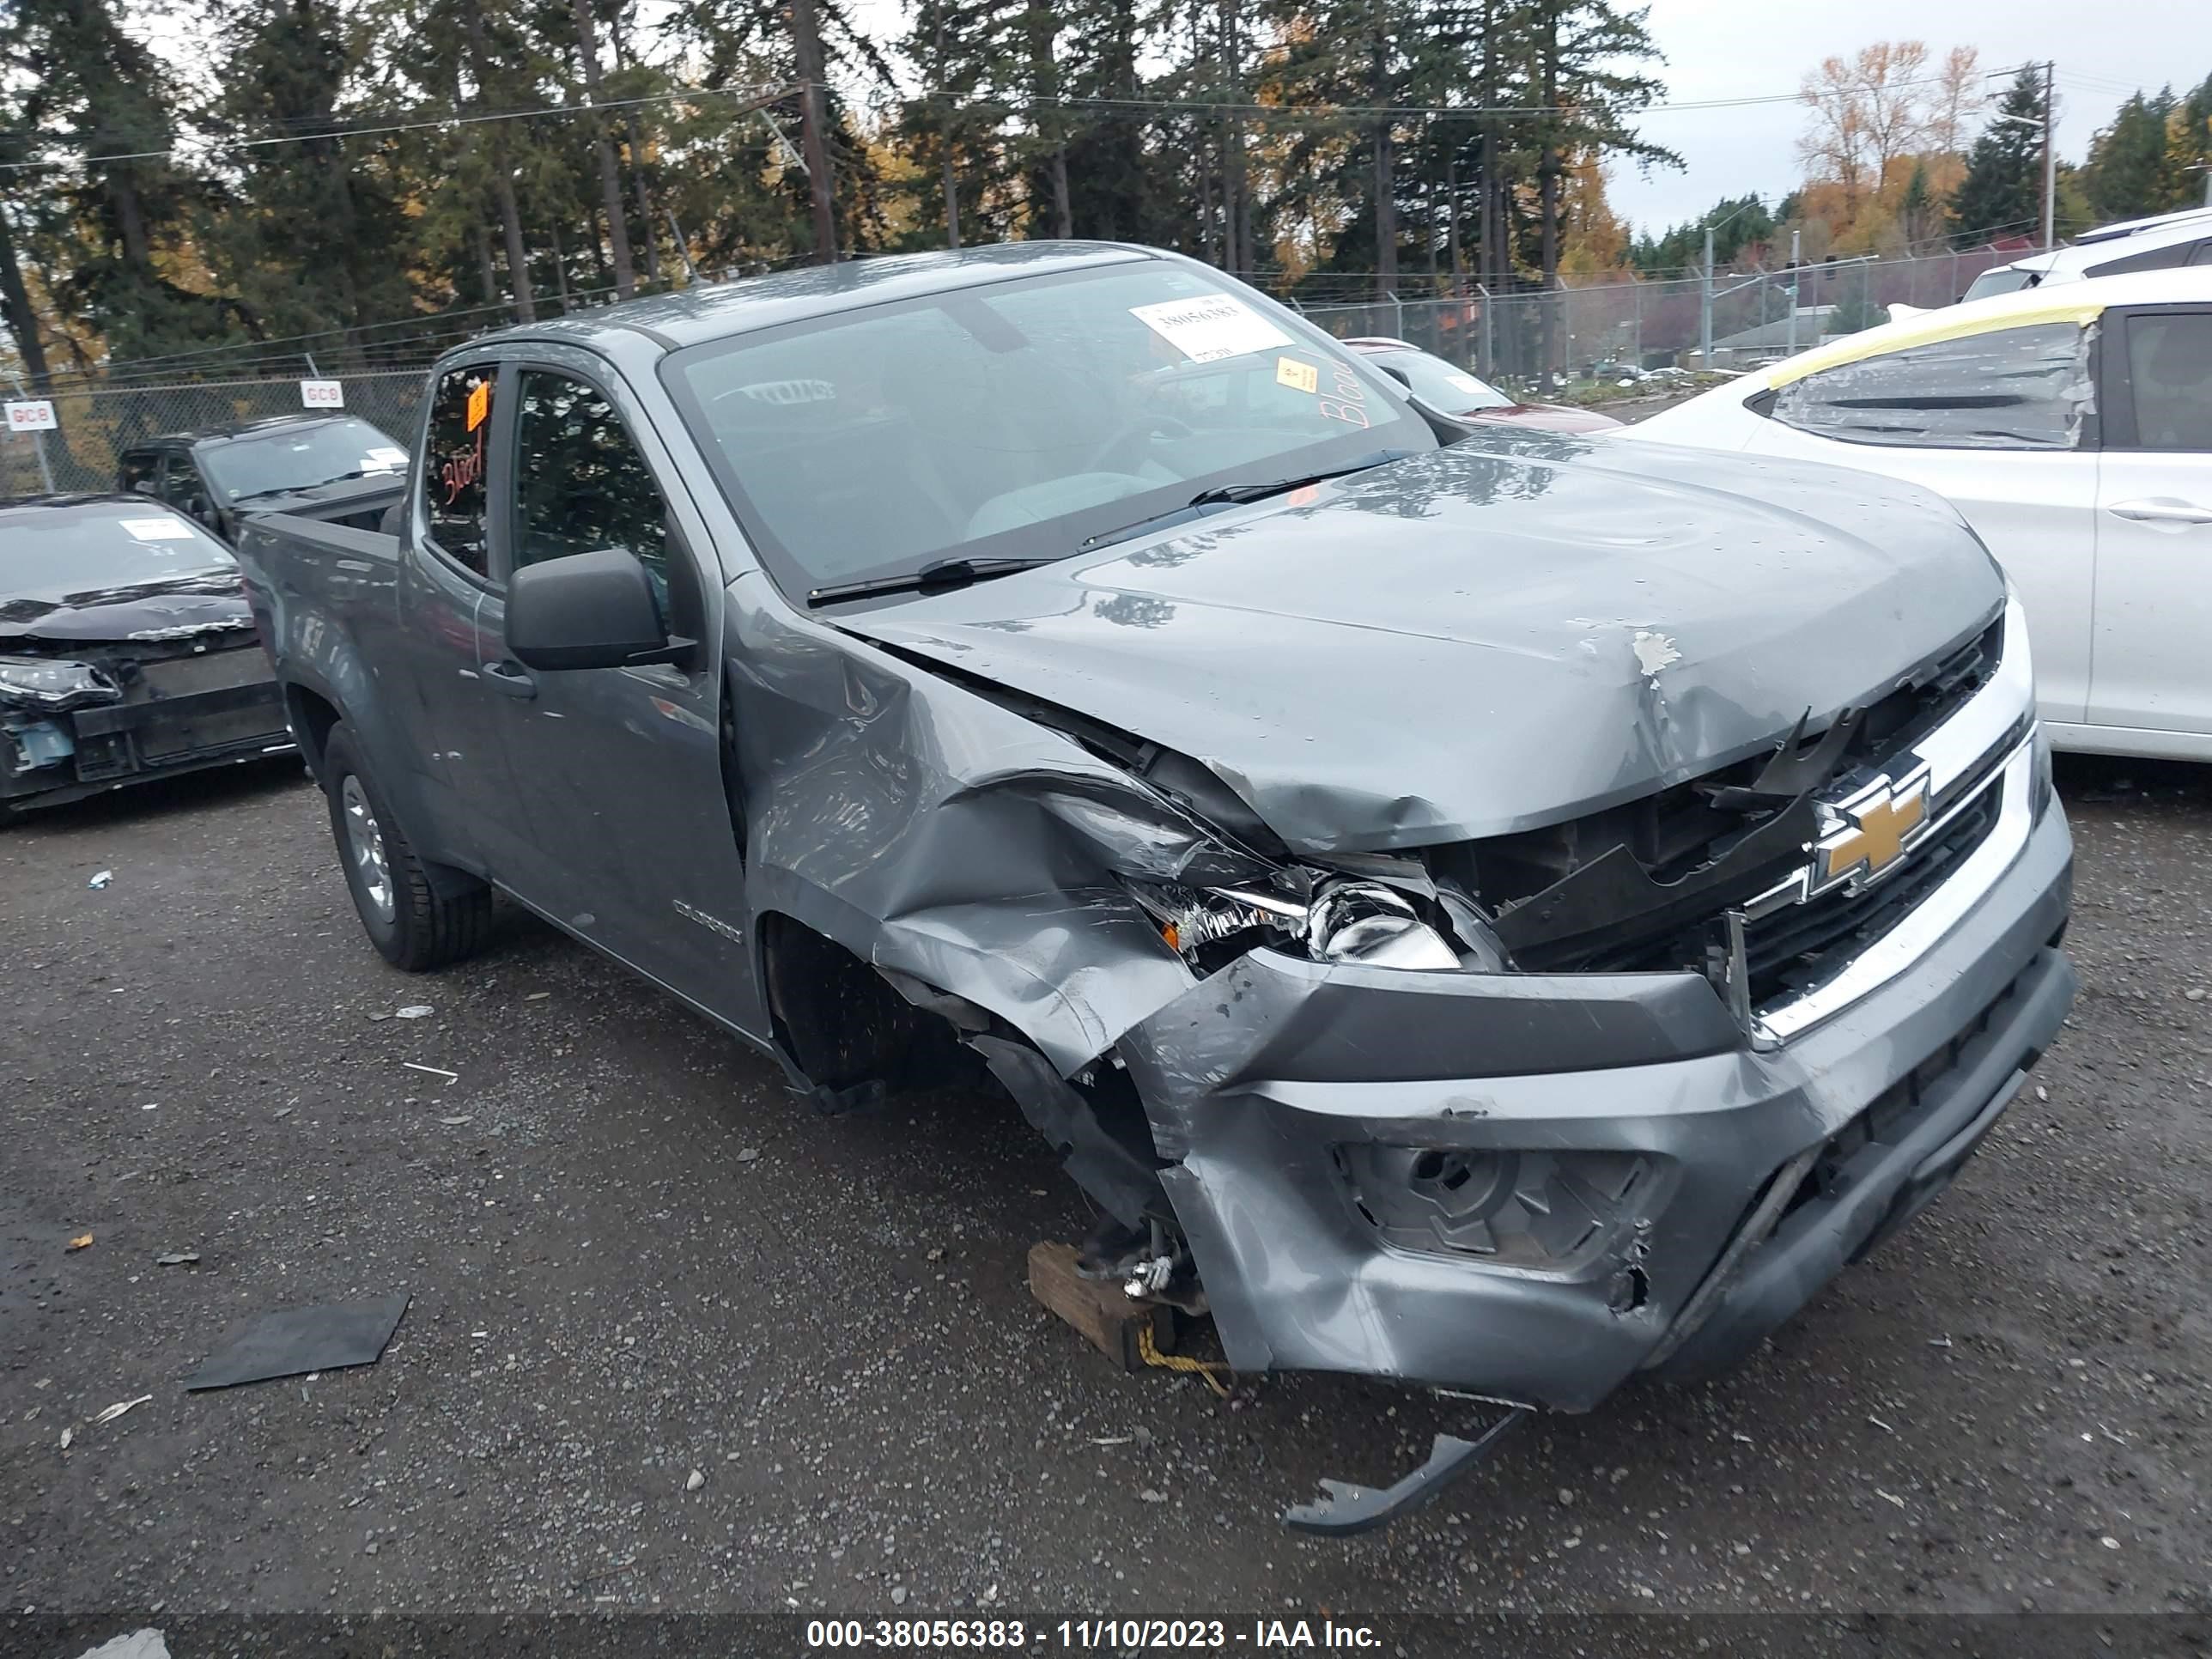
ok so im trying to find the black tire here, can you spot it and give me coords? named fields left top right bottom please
left=323, top=722, right=491, bottom=970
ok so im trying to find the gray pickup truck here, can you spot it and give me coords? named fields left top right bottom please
left=235, top=243, right=2075, bottom=1531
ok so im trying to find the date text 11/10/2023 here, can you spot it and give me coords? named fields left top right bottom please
left=801, top=1619, right=1382, bottom=1650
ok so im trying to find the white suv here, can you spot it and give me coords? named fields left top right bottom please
left=1965, top=207, right=2212, bottom=301
left=1625, top=269, right=2212, bottom=762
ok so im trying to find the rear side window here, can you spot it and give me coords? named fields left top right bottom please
left=422, top=364, right=496, bottom=575
left=2120, top=313, right=2212, bottom=451
left=1770, top=321, right=2092, bottom=450
left=2088, top=238, right=2212, bottom=278
left=161, top=454, right=212, bottom=519
left=118, top=452, right=160, bottom=494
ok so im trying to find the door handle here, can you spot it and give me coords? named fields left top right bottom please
left=482, top=659, right=538, bottom=699
left=2108, top=497, right=2212, bottom=526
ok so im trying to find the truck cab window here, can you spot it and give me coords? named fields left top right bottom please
left=423, top=364, right=497, bottom=576
left=511, top=370, right=671, bottom=588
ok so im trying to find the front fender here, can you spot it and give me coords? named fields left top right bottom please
left=728, top=580, right=1197, bottom=1076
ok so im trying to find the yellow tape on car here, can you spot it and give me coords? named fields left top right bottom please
left=1768, top=293, right=2107, bottom=387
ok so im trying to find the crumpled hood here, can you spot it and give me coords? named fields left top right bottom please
left=0, top=569, right=254, bottom=647
left=840, top=436, right=2004, bottom=853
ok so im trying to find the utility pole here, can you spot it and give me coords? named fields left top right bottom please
left=1700, top=223, right=1714, bottom=370
left=1785, top=227, right=1802, bottom=356
left=789, top=0, right=838, bottom=264
left=933, top=7, right=959, bottom=248
left=2041, top=61, right=2057, bottom=252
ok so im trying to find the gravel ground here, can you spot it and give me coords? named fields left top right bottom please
left=1, top=752, right=2206, bottom=1640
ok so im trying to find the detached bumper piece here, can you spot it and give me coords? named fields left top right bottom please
left=1283, top=1407, right=1530, bottom=1537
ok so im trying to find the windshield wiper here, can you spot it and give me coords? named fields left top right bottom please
left=1080, top=449, right=1414, bottom=551
left=806, top=556, right=1059, bottom=609
left=1186, top=449, right=1416, bottom=507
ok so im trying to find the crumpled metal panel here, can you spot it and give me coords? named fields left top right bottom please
left=1771, top=319, right=2095, bottom=451
left=704, top=426, right=2039, bottom=1407
left=1111, top=809, right=2074, bottom=1407
left=726, top=574, right=1200, bottom=1075
left=839, top=437, right=2004, bottom=853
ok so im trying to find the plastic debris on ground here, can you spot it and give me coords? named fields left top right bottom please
left=87, top=871, right=113, bottom=890
left=91, top=1395, right=153, bottom=1425
left=73, top=1629, right=172, bottom=1659
left=154, top=1251, right=200, bottom=1266
left=185, top=1293, right=410, bottom=1391
left=394, top=1005, right=434, bottom=1019
left=67, top=1234, right=93, bottom=1251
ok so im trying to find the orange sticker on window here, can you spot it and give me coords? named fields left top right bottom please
left=1276, top=356, right=1319, bottom=395
left=465, top=380, right=490, bottom=432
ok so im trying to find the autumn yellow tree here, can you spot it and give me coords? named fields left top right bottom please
left=1796, top=41, right=1983, bottom=252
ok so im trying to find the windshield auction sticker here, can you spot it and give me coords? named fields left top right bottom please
left=1275, top=356, right=1320, bottom=394
left=1130, top=296, right=1292, bottom=362
left=120, top=517, right=195, bottom=541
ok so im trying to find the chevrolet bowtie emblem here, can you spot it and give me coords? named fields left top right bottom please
left=1814, top=768, right=1933, bottom=890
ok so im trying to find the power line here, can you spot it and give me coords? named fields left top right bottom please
left=0, top=82, right=795, bottom=173
left=5, top=61, right=2038, bottom=175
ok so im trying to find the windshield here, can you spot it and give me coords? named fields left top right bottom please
left=1367, top=349, right=1516, bottom=413
left=198, top=419, right=408, bottom=502
left=665, top=260, right=1431, bottom=596
left=0, top=502, right=235, bottom=595
left=1961, top=267, right=2041, bottom=301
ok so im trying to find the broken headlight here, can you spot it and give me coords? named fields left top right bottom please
left=0, top=656, right=123, bottom=713
left=1306, top=882, right=1460, bottom=969
left=1131, top=876, right=1474, bottom=975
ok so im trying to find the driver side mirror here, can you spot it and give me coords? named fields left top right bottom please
left=507, top=546, right=692, bottom=672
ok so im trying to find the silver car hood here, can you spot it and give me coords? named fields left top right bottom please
left=839, top=436, right=2003, bottom=854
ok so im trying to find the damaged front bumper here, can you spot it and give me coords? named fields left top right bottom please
left=2, top=648, right=294, bottom=812
left=1115, top=738, right=2074, bottom=1412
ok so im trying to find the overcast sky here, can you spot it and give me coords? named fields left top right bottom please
left=1608, top=0, right=2211, bottom=237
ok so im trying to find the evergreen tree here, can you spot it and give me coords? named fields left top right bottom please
left=3, top=0, right=240, bottom=359
left=2082, top=89, right=2179, bottom=222
left=1630, top=193, right=1772, bottom=274
left=2166, top=73, right=2212, bottom=210
left=201, top=0, right=418, bottom=364
left=1951, top=67, right=2045, bottom=247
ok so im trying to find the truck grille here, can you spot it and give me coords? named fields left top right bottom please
left=1742, top=777, right=2002, bottom=1006
left=1442, top=609, right=2019, bottom=1015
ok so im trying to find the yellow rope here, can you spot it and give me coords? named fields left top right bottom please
left=1137, top=1320, right=1232, bottom=1398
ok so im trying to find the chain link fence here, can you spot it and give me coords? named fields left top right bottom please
left=3, top=370, right=428, bottom=499
left=1, top=244, right=2022, bottom=495
left=1295, top=244, right=2018, bottom=391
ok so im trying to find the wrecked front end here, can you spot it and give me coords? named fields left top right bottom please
left=735, top=550, right=2074, bottom=1423
left=1117, top=599, right=2075, bottom=1412
left=1, top=618, right=293, bottom=815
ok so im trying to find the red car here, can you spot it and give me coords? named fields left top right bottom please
left=1344, top=337, right=1623, bottom=434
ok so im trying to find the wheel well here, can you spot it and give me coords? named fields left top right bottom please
left=757, top=914, right=975, bottom=1093
left=286, top=685, right=342, bottom=781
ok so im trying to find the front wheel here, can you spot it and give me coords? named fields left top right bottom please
left=323, top=722, right=491, bottom=970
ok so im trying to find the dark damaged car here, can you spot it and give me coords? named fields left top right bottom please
left=234, top=244, right=2075, bottom=1528
left=1, top=495, right=293, bottom=819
